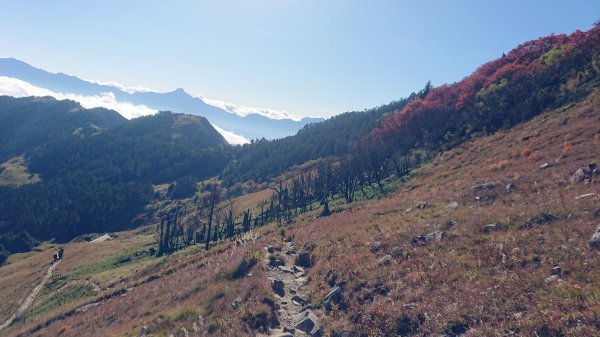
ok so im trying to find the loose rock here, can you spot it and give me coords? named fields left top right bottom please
left=370, top=240, right=382, bottom=252
left=272, top=279, right=285, bottom=297
left=390, top=246, right=404, bottom=258
left=378, top=255, right=392, bottom=266
left=294, top=310, right=320, bottom=335
left=410, top=231, right=444, bottom=246
left=472, top=182, right=499, bottom=190
left=552, top=266, right=562, bottom=276
left=588, top=225, right=600, bottom=250
left=296, top=252, right=312, bottom=268
left=445, top=201, right=459, bottom=210
left=570, top=163, right=598, bottom=183
left=323, top=286, right=344, bottom=312
left=416, top=202, right=429, bottom=209
left=482, top=223, right=499, bottom=233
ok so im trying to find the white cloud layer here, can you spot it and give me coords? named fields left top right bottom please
left=210, top=123, right=250, bottom=145
left=0, top=76, right=247, bottom=144
left=0, top=76, right=156, bottom=119
left=85, top=78, right=153, bottom=94
left=200, top=96, right=301, bottom=121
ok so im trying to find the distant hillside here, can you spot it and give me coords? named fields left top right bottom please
left=0, top=58, right=323, bottom=140
left=0, top=96, right=126, bottom=162
left=221, top=87, right=430, bottom=184
left=0, top=97, right=229, bottom=260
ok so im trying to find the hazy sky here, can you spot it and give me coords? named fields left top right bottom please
left=1, top=1, right=597, bottom=118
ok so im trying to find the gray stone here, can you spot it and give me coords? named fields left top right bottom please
left=539, top=162, right=551, bottom=170
left=294, top=310, right=320, bottom=335
left=378, top=255, right=393, bottom=266
left=472, top=182, right=499, bottom=190
left=292, top=295, right=307, bottom=305
left=140, top=325, right=148, bottom=337
left=323, top=286, right=343, bottom=307
left=552, top=266, right=562, bottom=276
left=445, top=201, right=459, bottom=210
left=269, top=258, right=284, bottom=267
left=506, top=183, right=515, bottom=192
left=390, top=246, right=405, bottom=259
left=410, top=231, right=444, bottom=246
left=296, top=277, right=308, bottom=286
left=589, top=225, right=600, bottom=250
left=279, top=266, right=295, bottom=274
left=296, top=251, right=312, bottom=268
left=293, top=265, right=305, bottom=273
left=482, top=223, right=499, bottom=233
left=416, top=202, right=429, bottom=209
left=272, top=279, right=285, bottom=297
left=571, top=163, right=598, bottom=182
left=370, top=240, right=382, bottom=252
left=270, top=332, right=294, bottom=337
left=176, top=327, right=189, bottom=337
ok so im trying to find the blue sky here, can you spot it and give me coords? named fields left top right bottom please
left=1, top=0, right=598, bottom=118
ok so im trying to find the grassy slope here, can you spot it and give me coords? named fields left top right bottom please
left=0, top=155, right=40, bottom=186
left=291, top=91, right=600, bottom=335
left=2, top=91, right=599, bottom=336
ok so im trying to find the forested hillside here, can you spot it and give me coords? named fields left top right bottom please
left=0, top=100, right=229, bottom=263
left=221, top=83, right=432, bottom=184
left=0, top=96, right=126, bottom=162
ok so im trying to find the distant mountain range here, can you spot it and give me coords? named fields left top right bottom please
left=0, top=58, right=323, bottom=141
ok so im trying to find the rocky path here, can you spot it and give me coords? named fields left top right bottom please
left=0, top=260, right=59, bottom=332
left=259, top=237, right=320, bottom=337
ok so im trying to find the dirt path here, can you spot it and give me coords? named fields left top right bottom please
left=260, top=238, right=320, bottom=337
left=0, top=260, right=59, bottom=332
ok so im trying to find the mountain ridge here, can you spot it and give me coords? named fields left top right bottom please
left=0, top=58, right=323, bottom=140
